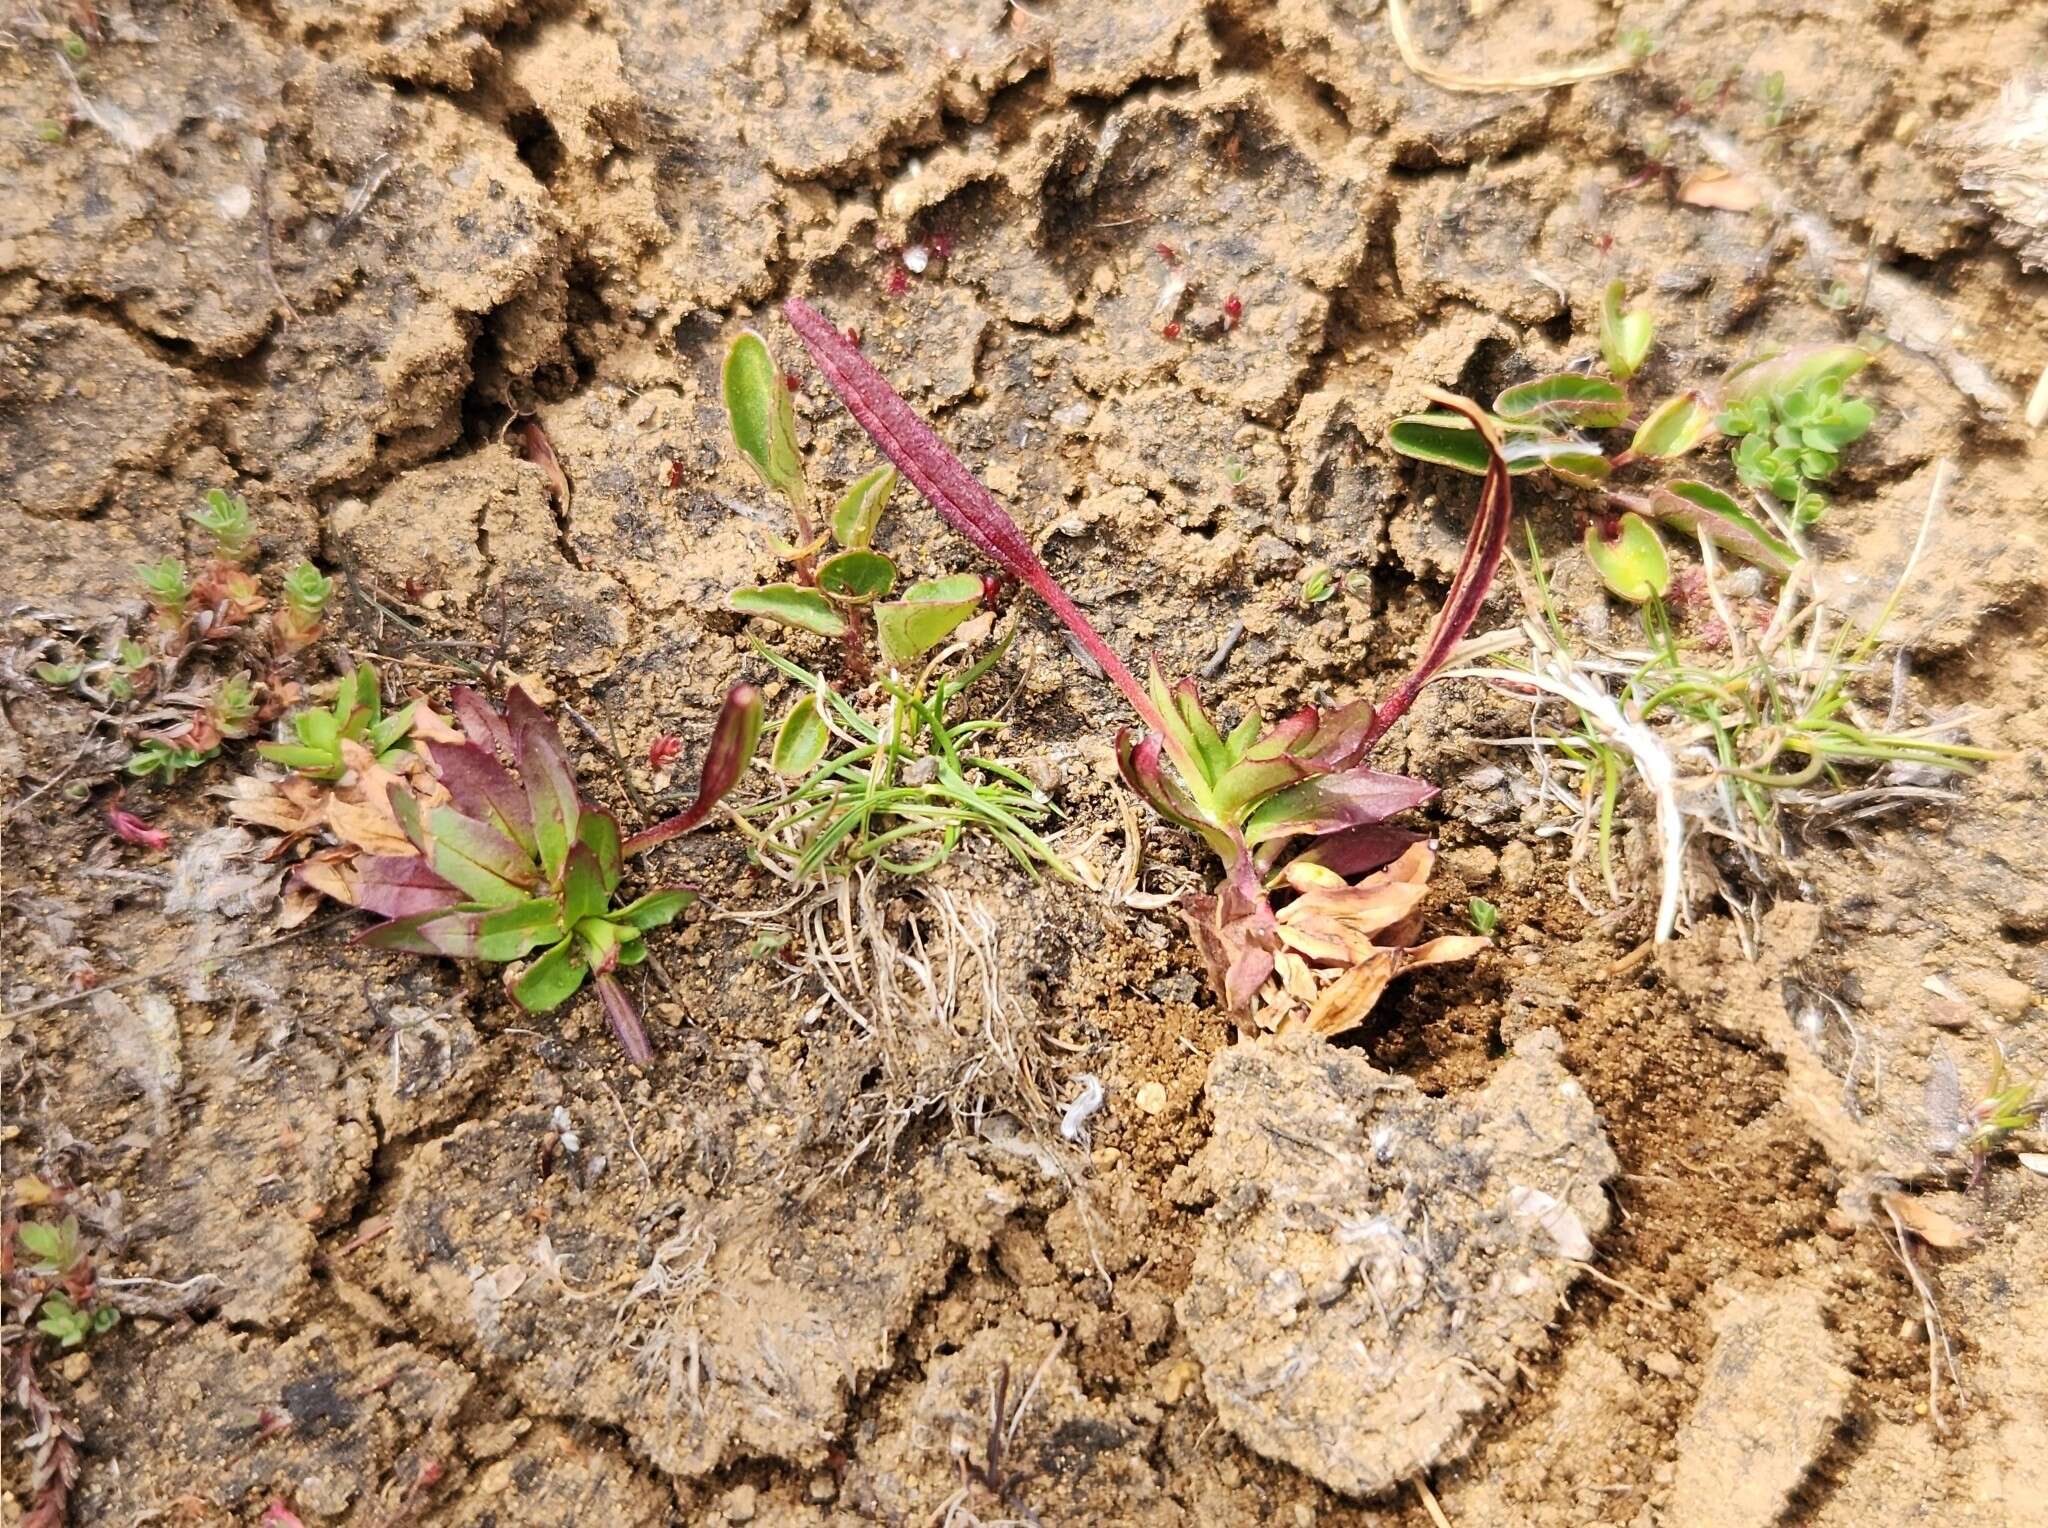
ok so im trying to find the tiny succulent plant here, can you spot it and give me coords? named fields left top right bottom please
left=1386, top=280, right=1874, bottom=602
left=721, top=330, right=992, bottom=683
left=259, top=663, right=416, bottom=781
left=781, top=298, right=1507, bottom=1022
left=351, top=683, right=762, bottom=1063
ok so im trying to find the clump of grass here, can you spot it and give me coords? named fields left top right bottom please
left=1452, top=470, right=1995, bottom=947
left=731, top=635, right=1064, bottom=882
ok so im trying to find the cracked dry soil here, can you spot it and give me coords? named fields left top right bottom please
left=5, top=0, right=2048, bottom=1524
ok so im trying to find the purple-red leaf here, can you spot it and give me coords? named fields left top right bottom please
left=624, top=683, right=763, bottom=856
left=1285, top=825, right=1428, bottom=880
left=354, top=854, right=464, bottom=919
left=450, top=685, right=516, bottom=765
left=1242, top=767, right=1438, bottom=846
left=506, top=687, right=581, bottom=880
left=783, top=297, right=1171, bottom=742
left=594, top=973, right=653, bottom=1066
left=1181, top=847, right=1279, bottom=1015
left=425, top=738, right=536, bottom=854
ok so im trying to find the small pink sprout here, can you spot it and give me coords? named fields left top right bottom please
left=666, top=460, right=685, bottom=489
left=108, top=804, right=170, bottom=851
left=928, top=232, right=953, bottom=261
left=886, top=266, right=909, bottom=296
left=261, top=1503, right=307, bottom=1528
left=648, top=734, right=683, bottom=771
left=1153, top=242, right=1177, bottom=265
left=844, top=326, right=862, bottom=347
left=1162, top=320, right=1182, bottom=340
left=1223, top=293, right=1243, bottom=329
left=783, top=371, right=802, bottom=392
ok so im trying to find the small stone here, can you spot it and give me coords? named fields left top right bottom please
left=1643, top=1350, right=1684, bottom=1380
left=1135, top=1081, right=1169, bottom=1115
left=1091, top=1146, right=1122, bottom=1172
left=1973, top=974, right=2035, bottom=1020
left=1218, top=1460, right=1243, bottom=1489
left=1499, top=840, right=1537, bottom=889
left=1654, top=1462, right=1676, bottom=1487
left=59, top=1351, right=92, bottom=1383
left=806, top=1473, right=837, bottom=1504
left=1898, top=1316, right=1921, bottom=1342
left=1294, top=1505, right=1316, bottom=1526
left=1444, top=845, right=1499, bottom=882
left=723, top=1484, right=757, bottom=1522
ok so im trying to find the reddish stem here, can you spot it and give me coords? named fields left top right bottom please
left=781, top=298, right=1169, bottom=739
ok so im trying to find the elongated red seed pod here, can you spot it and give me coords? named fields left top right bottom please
left=782, top=298, right=1168, bottom=738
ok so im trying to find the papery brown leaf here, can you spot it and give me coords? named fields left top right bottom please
left=1881, top=1191, right=1978, bottom=1249
left=1302, top=951, right=1397, bottom=1037
left=408, top=702, right=464, bottom=745
left=1679, top=168, right=1764, bottom=211
left=326, top=795, right=416, bottom=857
left=295, top=851, right=360, bottom=908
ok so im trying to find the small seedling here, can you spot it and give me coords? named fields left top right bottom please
left=1301, top=567, right=1339, bottom=606
left=1468, top=896, right=1500, bottom=935
left=125, top=738, right=211, bottom=782
left=259, top=664, right=416, bottom=781
left=783, top=298, right=1498, bottom=1022
left=137, top=556, right=191, bottom=625
left=189, top=488, right=257, bottom=563
left=1758, top=69, right=1789, bottom=129
left=275, top=562, right=334, bottom=653
left=16, top=1216, right=119, bottom=1349
left=348, top=684, right=761, bottom=1062
left=722, top=330, right=991, bottom=685
left=1388, top=281, right=1877, bottom=587
left=1959, top=1055, right=2045, bottom=1186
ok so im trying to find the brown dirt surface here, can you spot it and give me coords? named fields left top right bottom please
left=5, top=0, right=2048, bottom=1525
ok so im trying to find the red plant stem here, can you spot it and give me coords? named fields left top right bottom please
left=782, top=298, right=1169, bottom=740
left=1353, top=388, right=1514, bottom=756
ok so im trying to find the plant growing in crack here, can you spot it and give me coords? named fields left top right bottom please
left=1387, top=280, right=1875, bottom=602
left=781, top=297, right=1502, bottom=1031
left=717, top=328, right=1064, bottom=881
left=336, top=684, right=763, bottom=1063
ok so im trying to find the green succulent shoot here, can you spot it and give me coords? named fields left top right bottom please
left=353, top=684, right=762, bottom=1064
left=258, top=664, right=416, bottom=781
left=189, top=488, right=257, bottom=562
left=137, top=556, right=192, bottom=621
left=278, top=561, right=336, bottom=649
left=126, top=739, right=211, bottom=781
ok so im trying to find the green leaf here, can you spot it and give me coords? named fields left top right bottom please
left=771, top=693, right=830, bottom=777
left=1599, top=280, right=1655, bottom=380
left=614, top=889, right=695, bottom=930
left=474, top=900, right=566, bottom=961
left=1548, top=451, right=1612, bottom=488
left=816, top=548, right=897, bottom=602
left=830, top=464, right=897, bottom=547
left=578, top=809, right=624, bottom=894
left=1719, top=343, right=1872, bottom=409
left=1388, top=414, right=1553, bottom=476
left=875, top=573, right=985, bottom=668
left=1629, top=392, right=1715, bottom=459
left=1650, top=481, right=1797, bottom=576
left=724, top=330, right=807, bottom=510
left=730, top=584, right=847, bottom=637
left=1493, top=373, right=1630, bottom=428
left=255, top=743, right=333, bottom=770
left=368, top=701, right=417, bottom=755
left=576, top=915, right=625, bottom=973
left=616, top=936, right=649, bottom=966
left=560, top=843, right=608, bottom=926
left=1584, top=513, right=1671, bottom=602
left=512, top=937, right=589, bottom=1013
left=427, top=806, right=537, bottom=906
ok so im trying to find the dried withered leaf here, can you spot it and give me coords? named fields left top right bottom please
left=1880, top=1190, right=1978, bottom=1249
left=1679, top=167, right=1764, bottom=211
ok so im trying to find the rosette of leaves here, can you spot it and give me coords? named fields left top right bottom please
left=782, top=298, right=1509, bottom=1019
left=1385, top=282, right=1871, bottom=600
left=258, top=663, right=416, bottom=782
left=1718, top=356, right=1874, bottom=528
left=353, top=683, right=762, bottom=1063
left=720, top=330, right=989, bottom=684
